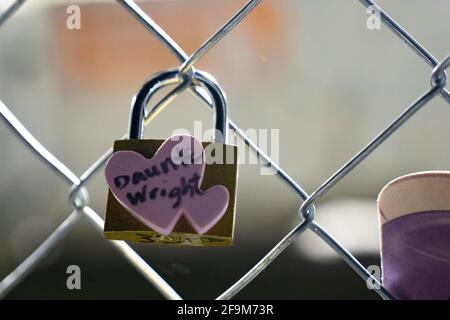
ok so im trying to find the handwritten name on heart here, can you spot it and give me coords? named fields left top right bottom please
left=105, top=135, right=229, bottom=235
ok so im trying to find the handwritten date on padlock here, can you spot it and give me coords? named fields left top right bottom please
left=105, top=135, right=229, bottom=236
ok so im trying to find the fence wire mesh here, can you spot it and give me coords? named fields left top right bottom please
left=0, top=0, right=449, bottom=300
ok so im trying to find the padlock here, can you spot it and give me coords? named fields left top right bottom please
left=103, top=69, right=238, bottom=246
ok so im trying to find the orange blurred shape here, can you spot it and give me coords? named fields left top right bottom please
left=51, top=0, right=290, bottom=92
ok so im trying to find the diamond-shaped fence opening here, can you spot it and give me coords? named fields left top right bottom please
left=0, top=0, right=449, bottom=300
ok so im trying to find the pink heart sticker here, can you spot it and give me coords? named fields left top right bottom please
left=105, top=135, right=229, bottom=235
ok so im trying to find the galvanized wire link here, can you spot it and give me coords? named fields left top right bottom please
left=179, top=0, right=262, bottom=74
left=299, top=55, right=449, bottom=218
left=116, top=0, right=186, bottom=62
left=0, top=0, right=26, bottom=27
left=0, top=100, right=80, bottom=186
left=0, top=210, right=81, bottom=299
left=358, top=0, right=450, bottom=103
left=217, top=221, right=311, bottom=300
left=309, top=222, right=394, bottom=300
left=1, top=0, right=449, bottom=300
left=0, top=100, right=182, bottom=299
left=83, top=207, right=182, bottom=300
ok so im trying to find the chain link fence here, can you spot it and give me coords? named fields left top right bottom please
left=0, top=0, right=449, bottom=300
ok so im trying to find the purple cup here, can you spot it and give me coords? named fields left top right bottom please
left=378, top=172, right=450, bottom=300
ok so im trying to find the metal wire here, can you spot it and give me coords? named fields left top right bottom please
left=299, top=80, right=445, bottom=218
left=217, top=221, right=311, bottom=300
left=0, top=0, right=26, bottom=27
left=0, top=0, right=449, bottom=300
left=0, top=210, right=82, bottom=299
left=179, top=0, right=263, bottom=74
left=309, top=222, right=394, bottom=300
left=0, top=100, right=181, bottom=299
left=83, top=206, right=182, bottom=300
left=357, top=0, right=450, bottom=103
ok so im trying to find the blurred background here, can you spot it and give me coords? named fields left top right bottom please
left=1, top=0, right=450, bottom=299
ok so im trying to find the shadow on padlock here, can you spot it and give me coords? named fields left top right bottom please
left=104, top=69, right=238, bottom=246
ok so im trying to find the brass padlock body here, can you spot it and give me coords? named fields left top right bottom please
left=104, top=139, right=238, bottom=246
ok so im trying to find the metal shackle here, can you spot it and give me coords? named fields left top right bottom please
left=128, top=69, right=228, bottom=143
